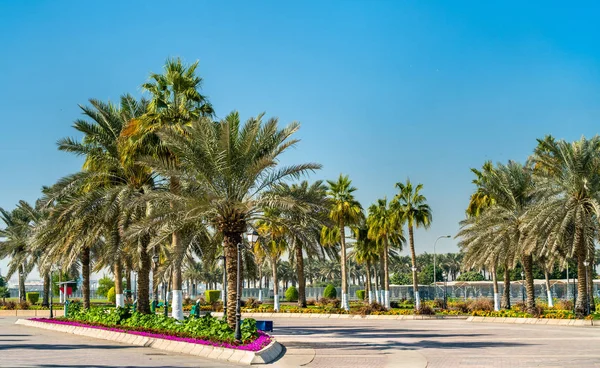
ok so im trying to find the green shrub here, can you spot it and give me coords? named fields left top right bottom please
left=107, top=287, right=116, bottom=303
left=26, top=292, right=40, bottom=304
left=323, top=284, right=337, bottom=299
left=456, top=271, right=485, bottom=281
left=356, top=290, right=366, bottom=300
left=285, top=286, right=298, bottom=302
left=96, top=275, right=115, bottom=297
left=205, top=290, right=221, bottom=303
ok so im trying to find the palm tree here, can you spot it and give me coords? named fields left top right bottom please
left=525, top=136, right=600, bottom=314
left=322, top=175, right=363, bottom=311
left=122, top=58, right=213, bottom=319
left=138, top=111, right=320, bottom=328
left=257, top=209, right=288, bottom=311
left=0, top=206, right=32, bottom=301
left=350, top=223, right=379, bottom=303
left=268, top=180, right=329, bottom=307
left=458, top=161, right=534, bottom=312
left=393, top=179, right=432, bottom=309
left=466, top=161, right=496, bottom=217
left=367, top=198, right=404, bottom=308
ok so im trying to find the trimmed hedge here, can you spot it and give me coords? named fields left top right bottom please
left=107, top=287, right=116, bottom=303
left=285, top=286, right=298, bottom=302
left=356, top=290, right=366, bottom=300
left=323, top=284, right=337, bottom=299
left=205, top=290, right=221, bottom=303
left=26, top=292, right=40, bottom=304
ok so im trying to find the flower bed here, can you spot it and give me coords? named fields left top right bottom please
left=30, top=317, right=271, bottom=351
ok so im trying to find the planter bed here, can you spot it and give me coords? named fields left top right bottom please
left=16, top=318, right=282, bottom=364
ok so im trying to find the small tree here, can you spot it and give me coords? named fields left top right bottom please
left=457, top=271, right=485, bottom=281
left=285, top=286, right=299, bottom=302
left=107, top=287, right=116, bottom=303
left=0, top=286, right=9, bottom=302
left=96, top=275, right=115, bottom=297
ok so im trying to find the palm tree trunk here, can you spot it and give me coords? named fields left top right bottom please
left=137, top=237, right=151, bottom=314
left=575, top=228, right=588, bottom=314
left=339, top=220, right=349, bottom=311
left=587, top=255, right=595, bottom=313
left=374, top=263, right=379, bottom=302
left=379, top=249, right=385, bottom=305
left=294, top=239, right=307, bottom=308
left=125, top=265, right=132, bottom=299
left=491, top=264, right=499, bottom=311
left=383, top=237, right=390, bottom=308
left=408, top=224, right=420, bottom=309
left=223, top=231, right=243, bottom=329
left=81, top=246, right=91, bottom=309
left=113, top=261, right=124, bottom=307
left=544, top=269, right=554, bottom=308
left=170, top=176, right=185, bottom=320
left=501, top=265, right=511, bottom=309
left=271, top=258, right=279, bottom=311
left=42, top=271, right=50, bottom=307
left=522, top=254, right=536, bottom=314
left=18, top=264, right=26, bottom=301
left=365, top=260, right=372, bottom=303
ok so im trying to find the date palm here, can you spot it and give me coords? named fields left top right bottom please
left=393, top=179, right=432, bottom=309
left=322, top=174, right=363, bottom=311
left=367, top=198, right=404, bottom=308
left=122, top=58, right=213, bottom=319
left=525, top=136, right=600, bottom=314
left=350, top=224, right=379, bottom=303
left=0, top=206, right=32, bottom=301
left=139, top=111, right=320, bottom=328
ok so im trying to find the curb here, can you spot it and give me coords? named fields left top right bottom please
left=466, top=316, right=600, bottom=327
left=210, top=312, right=468, bottom=320
left=15, top=319, right=282, bottom=365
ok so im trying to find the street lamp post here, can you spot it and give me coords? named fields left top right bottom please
left=584, top=260, right=590, bottom=315
left=520, top=271, right=525, bottom=304
left=152, top=254, right=159, bottom=313
left=235, top=230, right=258, bottom=343
left=49, top=268, right=55, bottom=319
left=442, top=270, right=448, bottom=310
left=433, top=235, right=451, bottom=300
left=218, top=255, right=226, bottom=318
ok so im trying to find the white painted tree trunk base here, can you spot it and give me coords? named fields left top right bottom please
left=258, top=289, right=263, bottom=302
left=172, top=290, right=184, bottom=320
left=414, top=291, right=421, bottom=309
left=384, top=290, right=390, bottom=308
left=273, top=294, right=280, bottom=311
left=368, top=290, right=373, bottom=304
left=494, top=293, right=501, bottom=311
left=547, top=290, right=554, bottom=307
left=343, top=293, right=350, bottom=311
left=116, top=294, right=125, bottom=308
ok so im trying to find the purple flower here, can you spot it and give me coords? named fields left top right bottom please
left=30, top=318, right=271, bottom=352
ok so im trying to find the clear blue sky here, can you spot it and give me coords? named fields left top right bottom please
left=1, top=1, right=600, bottom=280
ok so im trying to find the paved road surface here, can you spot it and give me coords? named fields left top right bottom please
left=4, top=315, right=600, bottom=367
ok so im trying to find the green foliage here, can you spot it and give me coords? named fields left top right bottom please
left=0, top=286, right=9, bottom=299
left=205, top=290, right=221, bottom=303
left=285, top=286, right=298, bottom=301
left=356, top=290, right=366, bottom=300
left=96, top=275, right=115, bottom=297
left=0, top=276, right=5, bottom=288
left=419, top=264, right=444, bottom=285
left=456, top=271, right=485, bottom=281
left=26, top=292, right=39, bottom=304
left=52, top=271, right=78, bottom=296
left=65, top=307, right=258, bottom=343
left=107, top=287, right=116, bottom=303
left=390, top=272, right=412, bottom=285
left=323, top=284, right=337, bottom=298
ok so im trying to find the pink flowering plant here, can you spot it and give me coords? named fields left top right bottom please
left=39, top=305, right=269, bottom=350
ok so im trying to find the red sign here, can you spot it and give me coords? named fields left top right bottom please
left=59, top=286, right=73, bottom=296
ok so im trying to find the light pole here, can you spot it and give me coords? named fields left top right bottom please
left=411, top=266, right=419, bottom=309
left=433, top=235, right=451, bottom=300
left=584, top=260, right=590, bottom=315
left=235, top=230, right=258, bottom=343
left=49, top=267, right=55, bottom=319
left=218, top=255, right=226, bottom=318
left=442, top=270, right=448, bottom=310
left=152, top=254, right=159, bottom=313
left=520, top=271, right=525, bottom=304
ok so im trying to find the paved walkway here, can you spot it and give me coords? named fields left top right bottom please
left=4, top=315, right=600, bottom=367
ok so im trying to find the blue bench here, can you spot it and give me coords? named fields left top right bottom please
left=256, top=320, right=273, bottom=332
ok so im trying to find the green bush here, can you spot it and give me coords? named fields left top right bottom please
left=285, top=286, right=298, bottom=302
left=356, top=290, right=366, bottom=300
left=26, top=292, right=40, bottom=304
left=456, top=271, right=485, bottom=281
left=323, top=284, right=337, bottom=299
left=96, top=275, right=115, bottom=297
left=65, top=307, right=259, bottom=343
left=205, top=290, right=221, bottom=303
left=107, top=287, right=116, bottom=303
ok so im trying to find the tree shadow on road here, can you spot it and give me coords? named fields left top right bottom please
left=0, top=343, right=133, bottom=351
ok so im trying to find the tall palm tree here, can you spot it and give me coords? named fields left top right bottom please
left=367, top=198, right=404, bottom=308
left=525, top=136, right=600, bottom=314
left=257, top=209, right=288, bottom=311
left=322, top=175, right=363, bottom=311
left=0, top=206, right=33, bottom=301
left=122, top=58, right=213, bottom=319
left=138, top=112, right=320, bottom=328
left=350, top=224, right=379, bottom=303
left=393, top=179, right=432, bottom=309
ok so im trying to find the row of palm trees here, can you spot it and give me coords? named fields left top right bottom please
left=458, top=136, right=600, bottom=315
left=0, top=58, right=437, bottom=327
